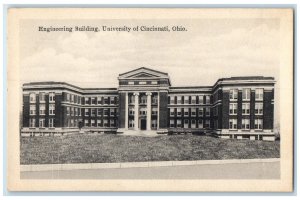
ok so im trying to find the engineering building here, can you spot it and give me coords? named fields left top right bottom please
left=21, top=67, right=276, bottom=141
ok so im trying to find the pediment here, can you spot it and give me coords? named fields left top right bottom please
left=119, top=67, right=169, bottom=79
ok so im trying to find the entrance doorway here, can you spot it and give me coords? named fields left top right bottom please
left=140, top=119, right=147, bottom=130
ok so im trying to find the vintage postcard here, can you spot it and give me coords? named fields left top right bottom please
left=7, top=8, right=293, bottom=192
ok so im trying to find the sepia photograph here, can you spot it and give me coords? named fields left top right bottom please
left=7, top=8, right=293, bottom=192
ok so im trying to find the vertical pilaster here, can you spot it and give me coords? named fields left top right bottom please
left=125, top=92, right=128, bottom=130
left=134, top=92, right=139, bottom=130
left=157, top=92, right=160, bottom=129
left=146, top=92, right=152, bottom=130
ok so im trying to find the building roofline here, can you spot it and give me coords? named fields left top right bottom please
left=118, top=67, right=168, bottom=76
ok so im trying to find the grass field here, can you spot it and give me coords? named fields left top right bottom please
left=20, top=134, right=280, bottom=165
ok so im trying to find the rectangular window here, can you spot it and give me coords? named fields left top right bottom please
left=71, top=107, right=74, bottom=116
left=184, top=108, right=189, bottom=116
left=91, top=108, right=96, bottom=116
left=39, top=93, right=45, bottom=102
left=191, top=96, right=196, bottom=104
left=39, top=104, right=46, bottom=115
left=49, top=118, right=54, bottom=128
left=29, top=93, right=36, bottom=103
left=91, top=97, right=96, bottom=105
left=97, top=120, right=101, bottom=127
left=255, top=103, right=263, bottom=115
left=229, top=103, right=237, bottom=115
left=85, top=97, right=89, bottom=104
left=104, top=109, right=109, bottom=116
left=97, top=96, right=102, bottom=104
left=39, top=118, right=45, bottom=128
left=198, top=119, right=203, bottom=128
left=66, top=107, right=70, bottom=116
left=110, top=119, right=115, bottom=127
left=140, top=96, right=147, bottom=104
left=198, top=108, right=203, bottom=117
left=49, top=92, right=55, bottom=102
left=30, top=105, right=36, bottom=115
left=29, top=118, right=35, bottom=128
left=205, top=120, right=210, bottom=128
left=170, top=96, right=175, bottom=104
left=191, top=108, right=196, bottom=116
left=152, top=95, right=158, bottom=104
left=206, top=96, right=211, bottom=104
left=176, top=119, right=182, bottom=128
left=152, top=120, right=157, bottom=128
left=151, top=107, right=158, bottom=115
left=139, top=108, right=147, bottom=116
left=199, top=95, right=203, bottom=104
left=71, top=94, right=74, bottom=102
left=91, top=119, right=95, bottom=127
left=84, top=119, right=89, bottom=126
left=85, top=108, right=89, bottom=116
left=229, top=89, right=238, bottom=100
left=242, top=119, right=250, bottom=130
left=177, top=96, right=182, bottom=104
left=242, top=89, right=251, bottom=100
left=177, top=108, right=182, bottom=116
left=97, top=108, right=102, bottom=116
left=104, top=119, right=108, bottom=127
left=74, top=107, right=78, bottom=116
left=151, top=81, right=158, bottom=85
left=78, top=108, right=81, bottom=116
left=242, top=103, right=250, bottom=115
left=129, top=107, right=135, bottom=115
left=66, top=93, right=70, bottom=102
left=255, top=119, right=263, bottom=130
left=184, top=96, right=189, bottom=104
left=184, top=119, right=189, bottom=128
left=110, top=97, right=115, bottom=105
left=229, top=119, right=237, bottom=130
left=104, top=97, right=109, bottom=105
left=49, top=104, right=55, bottom=115
left=129, top=120, right=134, bottom=128
left=110, top=108, right=115, bottom=116
left=78, top=96, right=81, bottom=104
left=205, top=108, right=210, bottom=117
left=170, top=108, right=175, bottom=116
left=139, top=81, right=147, bottom=85
left=255, top=89, right=264, bottom=100
left=191, top=119, right=196, bottom=128
left=128, top=81, right=134, bottom=85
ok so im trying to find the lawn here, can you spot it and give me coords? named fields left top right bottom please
left=20, top=134, right=280, bottom=165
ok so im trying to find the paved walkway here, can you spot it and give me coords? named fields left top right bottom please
left=21, top=161, right=280, bottom=179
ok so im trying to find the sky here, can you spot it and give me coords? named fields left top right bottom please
left=19, top=18, right=280, bottom=123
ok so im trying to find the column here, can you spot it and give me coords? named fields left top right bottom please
left=125, top=92, right=128, bottom=130
left=134, top=92, right=139, bottom=130
left=146, top=92, right=152, bottom=130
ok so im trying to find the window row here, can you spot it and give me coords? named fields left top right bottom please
left=128, top=107, right=158, bottom=115
left=30, top=104, right=55, bottom=115
left=84, top=96, right=118, bottom=105
left=229, top=103, right=263, bottom=115
left=229, top=88, right=264, bottom=101
left=29, top=92, right=55, bottom=103
left=169, top=108, right=210, bottom=117
left=128, top=95, right=158, bottom=104
left=65, top=93, right=82, bottom=104
left=83, top=108, right=117, bottom=117
left=229, top=119, right=263, bottom=130
left=169, top=95, right=211, bottom=105
left=128, top=120, right=158, bottom=128
left=29, top=118, right=55, bottom=128
left=84, top=119, right=117, bottom=127
left=169, top=119, right=210, bottom=128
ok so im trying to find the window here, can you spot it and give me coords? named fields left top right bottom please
left=39, top=93, right=45, bottom=102
left=198, top=119, right=203, bottom=128
left=85, top=108, right=89, bottom=116
left=255, top=103, right=263, bottom=115
left=97, top=96, right=102, bottom=104
left=39, top=118, right=45, bottom=128
left=129, top=107, right=135, bottom=115
left=152, top=120, right=157, bottom=128
left=205, top=120, right=210, bottom=128
left=151, top=81, right=158, bottom=85
left=184, top=108, right=189, bottom=116
left=206, top=96, right=211, bottom=104
left=30, top=105, right=36, bottom=115
left=199, top=95, right=203, bottom=104
left=229, top=89, right=238, bottom=100
left=78, top=108, right=81, bottom=116
left=176, top=119, right=182, bottom=128
left=191, top=119, right=196, bottom=128
left=97, top=120, right=101, bottom=127
left=29, top=93, right=36, bottom=103
left=184, top=119, right=189, bottom=128
left=129, top=95, right=135, bottom=104
left=104, top=109, right=109, bottom=116
left=177, top=96, right=182, bottom=104
left=97, top=108, right=102, bottom=116
left=91, top=108, right=96, bottom=116
left=170, top=108, right=175, bottom=116
left=49, top=104, right=55, bottom=115
left=229, top=103, right=237, bottom=115
left=255, top=119, right=263, bottom=130
left=140, top=95, right=147, bottom=104
left=49, top=92, right=55, bottom=102
left=74, top=107, right=78, bottom=116
left=91, top=120, right=96, bottom=127
left=191, top=108, right=196, bottom=117
left=139, top=108, right=147, bottom=116
left=151, top=107, right=158, bottom=115
left=84, top=119, right=89, bottom=126
left=152, top=95, right=158, bottom=104
left=71, top=94, right=74, bottom=102
left=128, top=81, right=134, bottom=85
left=242, top=103, right=250, bottom=115
left=110, top=97, right=115, bottom=105
left=104, top=97, right=109, bottom=105
left=110, top=108, right=115, bottom=116
left=71, top=107, right=74, bottom=116
left=191, top=96, right=196, bottom=104
left=29, top=118, right=35, bottom=128
left=66, top=93, right=70, bottom=102
left=139, top=81, right=147, bottom=85
left=184, top=96, right=189, bottom=104
left=103, top=119, right=108, bottom=127
left=170, top=96, right=175, bottom=104
left=85, top=97, right=89, bottom=104
left=199, top=108, right=203, bottom=117
left=110, top=119, right=115, bottom=127
left=255, top=89, right=264, bottom=100
left=74, top=95, right=77, bottom=104
left=242, top=119, right=250, bottom=130
left=242, top=89, right=251, bottom=100
left=78, top=96, right=81, bottom=104
left=39, top=104, right=45, bottom=115
left=205, top=108, right=210, bottom=117
left=91, top=97, right=96, bottom=105
left=70, top=119, right=74, bottom=127
left=129, top=120, right=134, bottom=128
left=229, top=119, right=237, bottom=130
left=177, top=108, right=182, bottom=116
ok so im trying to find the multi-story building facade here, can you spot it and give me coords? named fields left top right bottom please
left=21, top=67, right=276, bottom=141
